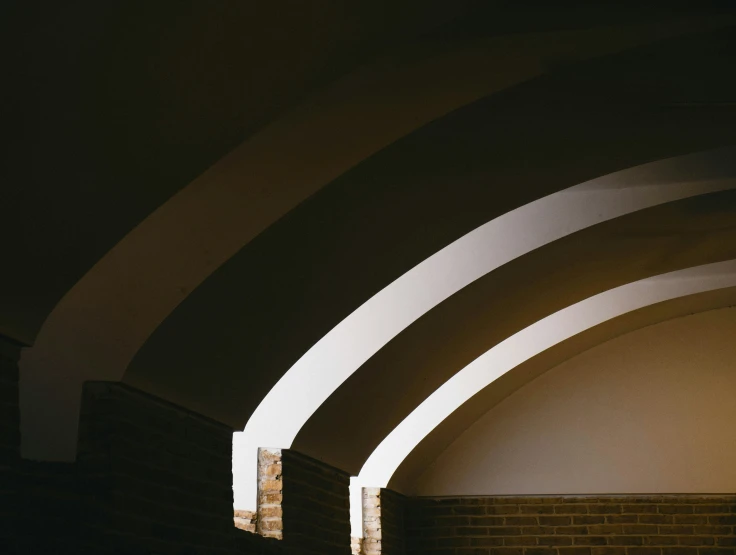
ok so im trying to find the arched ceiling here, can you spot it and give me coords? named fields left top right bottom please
left=18, top=3, right=736, bottom=461
left=4, top=0, right=476, bottom=345
left=125, top=28, right=736, bottom=429
left=410, top=306, right=736, bottom=497
left=9, top=0, right=736, bottom=503
left=391, top=286, right=736, bottom=493
left=11, top=3, right=723, bottom=346
left=296, top=190, right=736, bottom=474
left=358, top=260, right=736, bottom=492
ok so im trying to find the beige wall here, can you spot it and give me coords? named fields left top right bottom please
left=414, top=307, right=736, bottom=496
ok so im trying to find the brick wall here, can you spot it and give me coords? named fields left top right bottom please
left=280, top=449, right=352, bottom=555
left=380, top=489, right=408, bottom=554
left=4, top=376, right=354, bottom=554
left=362, top=488, right=407, bottom=555
left=77, top=381, right=283, bottom=555
left=406, top=496, right=736, bottom=555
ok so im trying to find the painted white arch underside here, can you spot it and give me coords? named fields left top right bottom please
left=350, top=259, right=736, bottom=536
left=23, top=15, right=717, bottom=463
left=232, top=147, right=736, bottom=510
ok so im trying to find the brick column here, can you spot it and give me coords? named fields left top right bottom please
left=258, top=448, right=284, bottom=539
left=362, top=487, right=407, bottom=555
left=256, top=448, right=352, bottom=554
left=253, top=448, right=354, bottom=553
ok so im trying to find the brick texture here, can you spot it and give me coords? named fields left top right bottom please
left=78, top=381, right=248, bottom=553
left=234, top=509, right=257, bottom=533
left=406, top=496, right=736, bottom=555
left=280, top=449, right=352, bottom=555
left=362, top=488, right=408, bottom=555
left=380, top=489, right=408, bottom=554
left=253, top=447, right=351, bottom=553
left=14, top=380, right=284, bottom=555
left=4, top=377, right=355, bottom=554
left=258, top=448, right=285, bottom=539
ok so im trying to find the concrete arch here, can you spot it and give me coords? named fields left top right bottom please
left=390, top=285, right=736, bottom=494
left=125, top=24, right=736, bottom=458
left=411, top=305, right=736, bottom=496
left=21, top=15, right=724, bottom=462
left=232, top=149, right=736, bottom=509
left=352, top=259, right=736, bottom=535
left=297, top=186, right=736, bottom=476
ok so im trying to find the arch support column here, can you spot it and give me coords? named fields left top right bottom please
left=360, top=487, right=408, bottom=555
left=238, top=447, right=353, bottom=553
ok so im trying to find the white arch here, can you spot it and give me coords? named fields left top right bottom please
left=353, top=260, right=736, bottom=523
left=233, top=146, right=736, bottom=510
left=23, top=16, right=710, bottom=462
left=19, top=16, right=736, bottom=460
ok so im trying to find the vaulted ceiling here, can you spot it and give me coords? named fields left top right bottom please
left=7, top=1, right=736, bottom=499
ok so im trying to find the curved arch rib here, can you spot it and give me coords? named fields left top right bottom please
left=354, top=259, right=736, bottom=498
left=19, top=15, right=731, bottom=462
left=233, top=147, right=736, bottom=510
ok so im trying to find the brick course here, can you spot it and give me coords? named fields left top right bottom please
left=406, top=496, right=736, bottom=555
left=281, top=449, right=352, bottom=555
left=258, top=448, right=285, bottom=539
left=78, top=381, right=247, bottom=553
left=3, top=377, right=355, bottom=554
left=362, top=487, right=408, bottom=555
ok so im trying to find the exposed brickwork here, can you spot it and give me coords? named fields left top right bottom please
left=234, top=508, right=257, bottom=533
left=364, top=487, right=383, bottom=554
left=4, top=377, right=354, bottom=554
left=259, top=447, right=284, bottom=539
left=281, top=449, right=352, bottom=555
left=406, top=496, right=736, bottom=555
left=70, top=381, right=284, bottom=554
left=380, top=489, right=408, bottom=554
left=362, top=487, right=408, bottom=555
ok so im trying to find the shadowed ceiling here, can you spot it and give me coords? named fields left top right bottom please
left=7, top=1, right=736, bottom=487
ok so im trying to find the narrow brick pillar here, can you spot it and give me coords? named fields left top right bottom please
left=257, top=448, right=284, bottom=539
left=362, top=488, right=382, bottom=555
left=256, top=448, right=352, bottom=553
left=362, top=488, right=407, bottom=555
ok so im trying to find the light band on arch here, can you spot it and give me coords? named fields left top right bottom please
left=233, top=148, right=736, bottom=510
left=349, top=259, right=736, bottom=536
